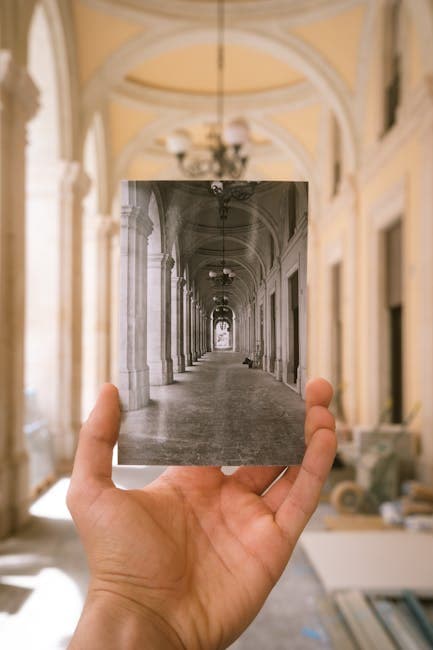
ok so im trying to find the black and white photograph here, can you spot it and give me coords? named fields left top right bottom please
left=119, top=180, right=308, bottom=465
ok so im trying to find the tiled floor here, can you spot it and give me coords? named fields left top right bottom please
left=0, top=475, right=333, bottom=650
left=121, top=351, right=305, bottom=466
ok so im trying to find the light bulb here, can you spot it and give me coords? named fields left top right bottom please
left=166, top=129, right=192, bottom=155
left=223, top=118, right=249, bottom=147
left=209, top=271, right=217, bottom=278
left=223, top=267, right=232, bottom=275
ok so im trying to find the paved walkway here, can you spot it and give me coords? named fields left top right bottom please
left=120, top=351, right=305, bottom=466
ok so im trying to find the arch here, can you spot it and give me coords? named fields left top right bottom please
left=82, top=25, right=357, bottom=175
left=25, top=2, right=62, bottom=482
left=184, top=233, right=266, bottom=277
left=27, top=0, right=79, bottom=160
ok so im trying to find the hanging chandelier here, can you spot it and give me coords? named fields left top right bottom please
left=207, top=180, right=257, bottom=287
left=166, top=0, right=250, bottom=179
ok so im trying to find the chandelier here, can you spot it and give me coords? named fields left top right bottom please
left=207, top=180, right=257, bottom=286
left=166, top=0, right=250, bottom=179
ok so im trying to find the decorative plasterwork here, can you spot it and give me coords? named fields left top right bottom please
left=81, top=25, right=357, bottom=171
left=112, top=78, right=318, bottom=115
left=83, top=0, right=366, bottom=26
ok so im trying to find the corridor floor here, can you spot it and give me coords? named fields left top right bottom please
left=120, top=351, right=305, bottom=466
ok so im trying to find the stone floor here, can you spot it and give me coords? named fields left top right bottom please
left=120, top=351, right=305, bottom=466
left=0, top=475, right=334, bottom=650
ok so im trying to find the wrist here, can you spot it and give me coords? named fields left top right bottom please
left=69, top=588, right=185, bottom=650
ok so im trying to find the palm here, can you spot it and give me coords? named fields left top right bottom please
left=68, top=380, right=336, bottom=649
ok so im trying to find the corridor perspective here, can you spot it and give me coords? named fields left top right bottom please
left=119, top=179, right=308, bottom=465
left=122, top=351, right=305, bottom=465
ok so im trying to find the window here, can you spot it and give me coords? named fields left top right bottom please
left=385, top=221, right=403, bottom=422
left=331, top=115, right=342, bottom=196
left=288, top=184, right=296, bottom=239
left=331, top=262, right=344, bottom=418
left=384, top=0, right=402, bottom=132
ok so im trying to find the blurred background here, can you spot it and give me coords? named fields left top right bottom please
left=1, top=0, right=433, bottom=648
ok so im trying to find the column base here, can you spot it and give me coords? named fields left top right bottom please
left=149, top=359, right=173, bottom=385
left=119, top=368, right=150, bottom=410
left=186, top=353, right=193, bottom=366
left=175, top=355, right=185, bottom=373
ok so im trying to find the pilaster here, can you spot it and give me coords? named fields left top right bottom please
left=119, top=201, right=153, bottom=410
left=0, top=51, right=38, bottom=536
left=148, top=253, right=174, bottom=385
left=184, top=287, right=193, bottom=366
left=57, top=161, right=90, bottom=464
left=171, top=275, right=186, bottom=373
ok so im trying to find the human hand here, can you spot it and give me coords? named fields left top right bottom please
left=67, top=378, right=336, bottom=649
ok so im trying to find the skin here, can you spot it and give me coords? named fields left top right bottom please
left=67, top=378, right=336, bottom=650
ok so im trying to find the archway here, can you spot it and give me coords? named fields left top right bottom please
left=25, top=4, right=61, bottom=491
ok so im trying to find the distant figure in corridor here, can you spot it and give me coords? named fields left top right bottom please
left=67, top=378, right=337, bottom=649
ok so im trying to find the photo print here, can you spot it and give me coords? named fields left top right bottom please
left=119, top=180, right=308, bottom=465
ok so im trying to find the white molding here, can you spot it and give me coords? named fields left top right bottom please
left=82, top=0, right=366, bottom=25
left=112, top=78, right=319, bottom=115
left=360, top=77, right=433, bottom=182
left=367, top=177, right=406, bottom=423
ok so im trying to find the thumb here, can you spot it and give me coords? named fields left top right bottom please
left=70, top=383, right=120, bottom=495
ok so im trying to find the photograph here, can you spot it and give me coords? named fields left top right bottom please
left=119, top=179, right=308, bottom=465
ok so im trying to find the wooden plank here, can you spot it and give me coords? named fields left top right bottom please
left=316, top=595, right=357, bottom=649
left=371, top=598, right=430, bottom=650
left=337, top=591, right=397, bottom=650
left=301, top=531, right=433, bottom=595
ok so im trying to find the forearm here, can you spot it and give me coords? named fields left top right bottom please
left=69, top=591, right=186, bottom=650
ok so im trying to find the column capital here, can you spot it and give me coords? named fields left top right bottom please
left=96, top=215, right=119, bottom=237
left=121, top=205, right=153, bottom=239
left=0, top=50, right=39, bottom=120
left=60, top=161, right=91, bottom=201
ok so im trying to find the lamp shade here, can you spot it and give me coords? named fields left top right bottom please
left=166, top=129, right=192, bottom=155
left=209, top=270, right=217, bottom=278
left=223, top=267, right=232, bottom=275
left=223, top=118, right=249, bottom=146
left=228, top=271, right=236, bottom=278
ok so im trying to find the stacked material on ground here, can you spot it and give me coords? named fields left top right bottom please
left=317, top=590, right=433, bottom=649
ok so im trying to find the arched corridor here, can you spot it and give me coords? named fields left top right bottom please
left=119, top=180, right=308, bottom=464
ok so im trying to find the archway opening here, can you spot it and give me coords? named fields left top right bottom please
left=25, top=5, right=61, bottom=492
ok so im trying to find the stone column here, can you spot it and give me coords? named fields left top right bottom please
left=200, top=308, right=206, bottom=356
left=0, top=52, right=38, bottom=536
left=184, top=287, right=193, bottom=366
left=233, top=314, right=238, bottom=351
left=57, top=161, right=91, bottom=466
left=96, top=215, right=117, bottom=387
left=171, top=275, right=186, bottom=373
left=195, top=302, right=201, bottom=359
left=119, top=184, right=153, bottom=411
left=148, top=253, right=174, bottom=385
left=191, top=298, right=198, bottom=362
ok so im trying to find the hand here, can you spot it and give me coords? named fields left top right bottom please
left=67, top=379, right=336, bottom=650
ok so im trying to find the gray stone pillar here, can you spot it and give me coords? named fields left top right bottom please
left=119, top=183, right=153, bottom=411
left=191, top=298, right=198, bottom=362
left=171, top=276, right=186, bottom=373
left=148, top=253, right=174, bottom=385
left=184, top=287, right=193, bottom=366
left=0, top=52, right=38, bottom=536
